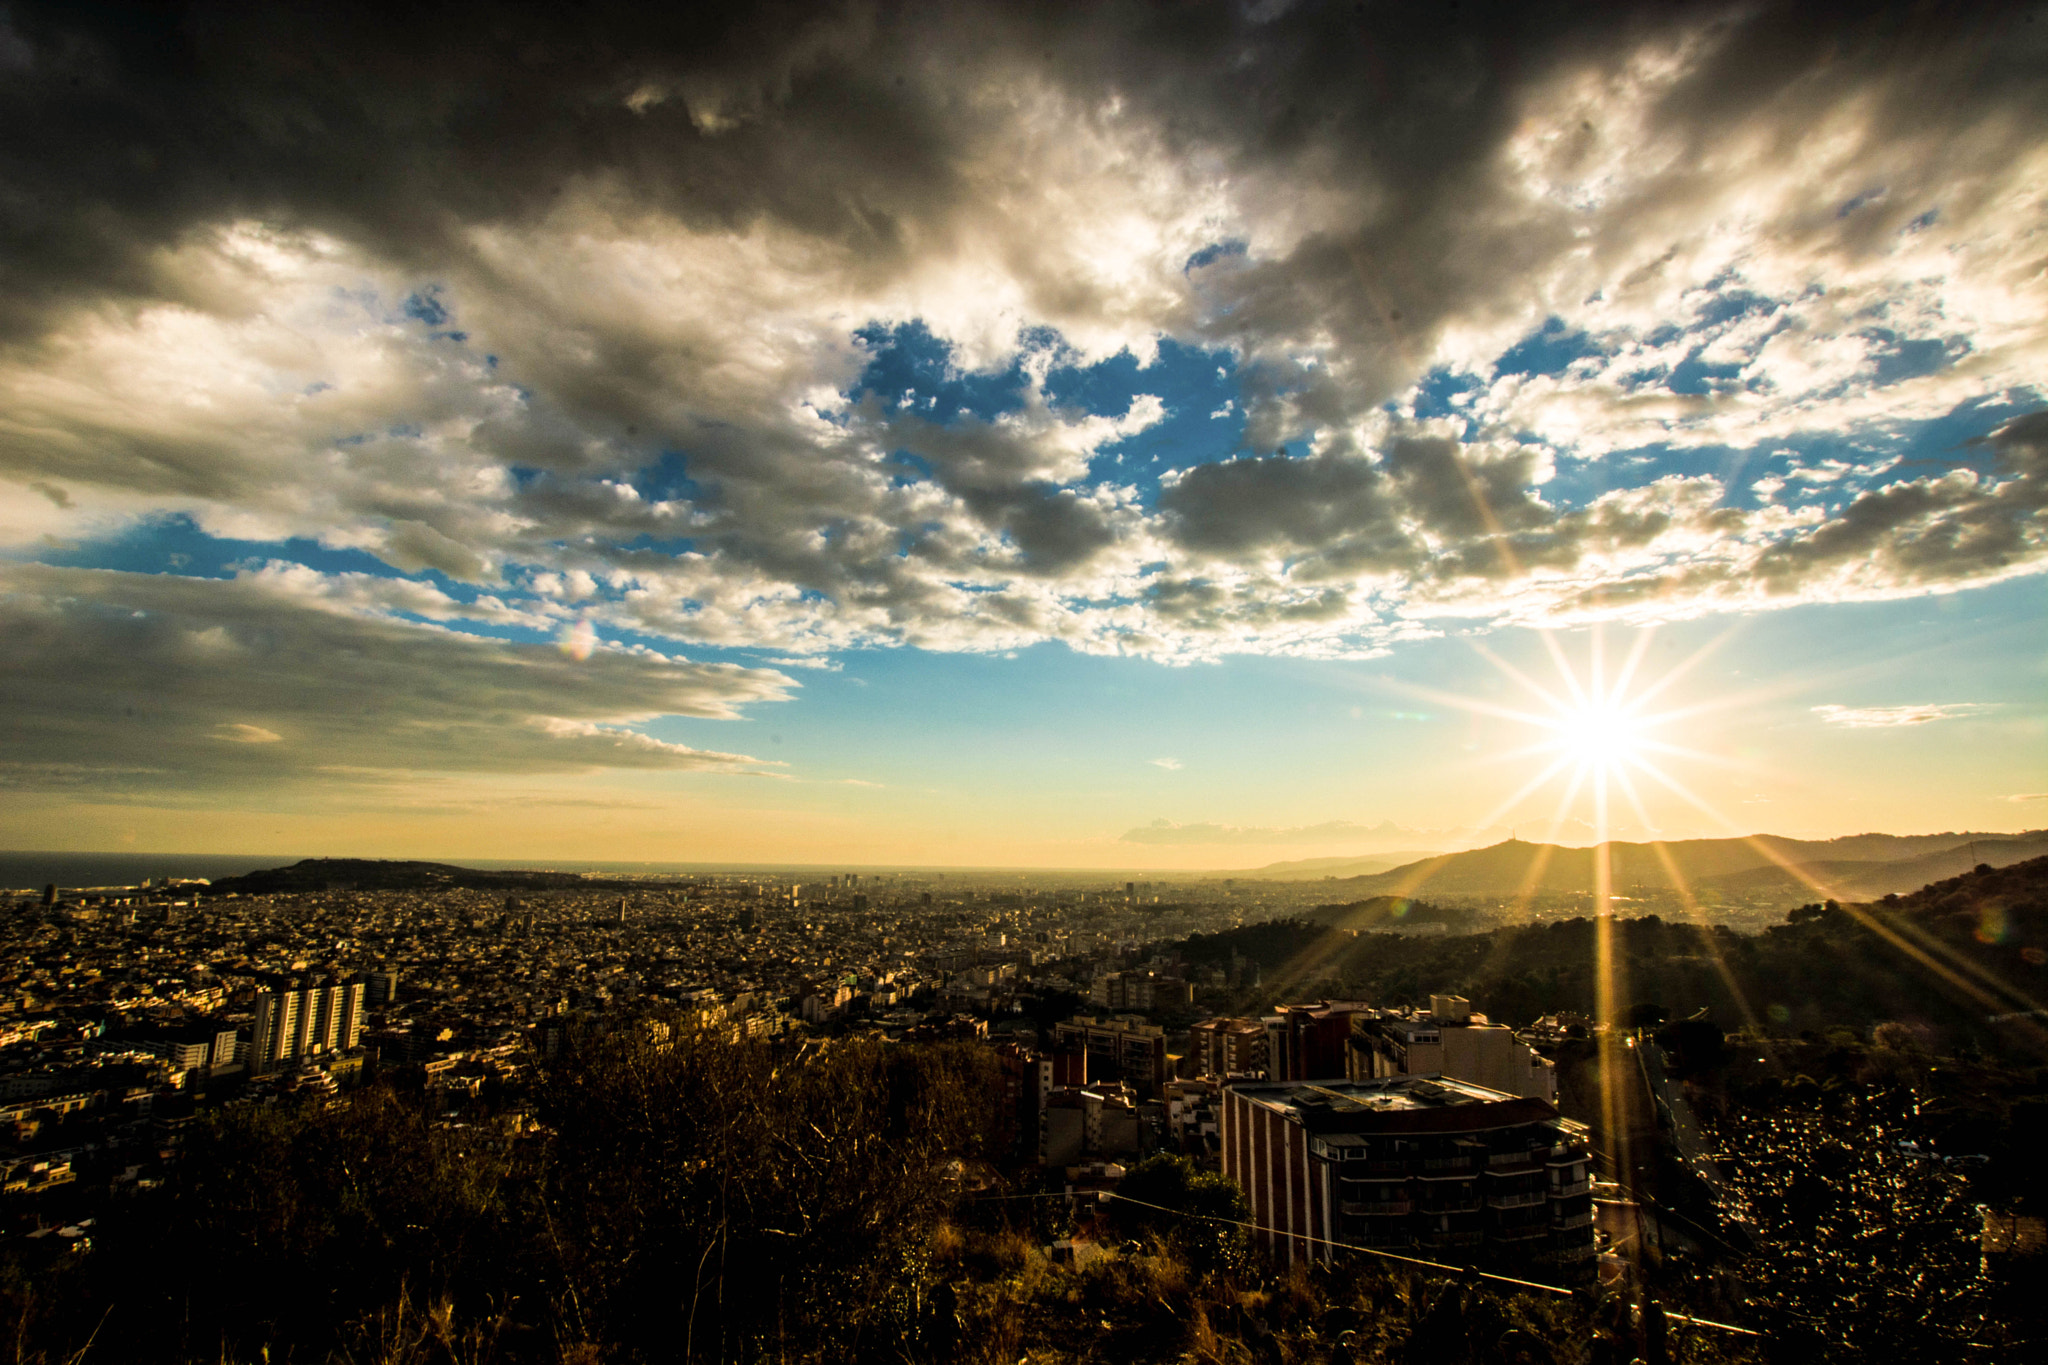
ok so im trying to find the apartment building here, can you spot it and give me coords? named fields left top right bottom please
left=248, top=977, right=366, bottom=1074
left=1220, top=1075, right=1595, bottom=1277
left=1187, top=1016, right=1269, bottom=1078
left=1264, top=1000, right=1375, bottom=1081
left=1052, top=1015, right=1170, bottom=1098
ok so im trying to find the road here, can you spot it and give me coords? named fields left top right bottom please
left=1634, top=1035, right=1734, bottom=1205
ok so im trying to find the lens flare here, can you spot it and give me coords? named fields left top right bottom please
left=558, top=618, right=597, bottom=661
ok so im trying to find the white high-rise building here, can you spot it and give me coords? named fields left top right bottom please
left=249, top=977, right=366, bottom=1074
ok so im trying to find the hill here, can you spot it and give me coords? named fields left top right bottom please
left=1297, top=894, right=1480, bottom=933
left=1220, top=850, right=1443, bottom=880
left=1311, top=830, right=2048, bottom=903
left=1877, top=850, right=2048, bottom=952
left=207, top=857, right=592, bottom=895
left=1184, top=855, right=2048, bottom=1057
left=1693, top=834, right=2048, bottom=903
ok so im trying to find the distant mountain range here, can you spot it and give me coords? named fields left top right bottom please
left=1247, top=830, right=2048, bottom=904
left=1216, top=851, right=1446, bottom=880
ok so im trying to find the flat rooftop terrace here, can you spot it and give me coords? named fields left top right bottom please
left=1226, top=1076, right=1559, bottom=1134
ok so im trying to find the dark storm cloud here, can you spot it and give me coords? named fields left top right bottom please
left=1159, top=445, right=1408, bottom=562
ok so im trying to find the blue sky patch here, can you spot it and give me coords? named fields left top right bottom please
left=28, top=513, right=396, bottom=581
left=849, top=321, right=1030, bottom=422
left=402, top=288, right=450, bottom=327
left=1492, top=317, right=1605, bottom=380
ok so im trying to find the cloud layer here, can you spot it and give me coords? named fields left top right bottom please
left=2, top=0, right=2045, bottom=796
left=1812, top=702, right=1993, bottom=729
left=0, top=563, right=791, bottom=795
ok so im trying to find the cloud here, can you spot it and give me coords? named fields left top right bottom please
left=0, top=563, right=793, bottom=796
left=1811, top=703, right=1993, bottom=728
left=1148, top=757, right=1182, bottom=770
left=213, top=723, right=282, bottom=744
left=2001, top=793, right=2048, bottom=804
left=0, top=0, right=2041, bottom=687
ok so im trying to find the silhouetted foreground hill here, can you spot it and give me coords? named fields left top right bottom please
left=1309, top=830, right=2048, bottom=903
left=0, top=1029, right=1781, bottom=1365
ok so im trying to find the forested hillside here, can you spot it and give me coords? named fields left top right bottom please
left=1186, top=857, right=2048, bottom=1054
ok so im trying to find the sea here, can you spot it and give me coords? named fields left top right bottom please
left=0, top=851, right=1147, bottom=893
left=0, top=852, right=304, bottom=894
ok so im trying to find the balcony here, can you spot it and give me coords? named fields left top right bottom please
left=1418, top=1229, right=1485, bottom=1250
left=1488, top=1224, right=1548, bottom=1244
left=1546, top=1145, right=1591, bottom=1166
left=1422, top=1154, right=1477, bottom=1172
left=1341, top=1199, right=1413, bottom=1217
left=1416, top=1196, right=1483, bottom=1215
left=1551, top=1210, right=1594, bottom=1230
left=1549, top=1177, right=1591, bottom=1198
left=1359, top=1229, right=1417, bottom=1249
left=1488, top=1150, right=1540, bottom=1169
left=1489, top=1190, right=1549, bottom=1209
left=1541, top=1239, right=1598, bottom=1263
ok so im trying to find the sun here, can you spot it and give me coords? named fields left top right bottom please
left=1547, top=697, right=1649, bottom=775
left=1385, top=624, right=1733, bottom=853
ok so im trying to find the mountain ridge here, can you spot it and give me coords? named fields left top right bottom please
left=1277, top=830, right=2048, bottom=902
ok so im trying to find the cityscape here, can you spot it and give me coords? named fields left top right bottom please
left=2, top=837, right=2044, bottom=1360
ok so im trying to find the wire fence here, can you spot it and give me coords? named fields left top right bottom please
left=968, top=1185, right=1759, bottom=1338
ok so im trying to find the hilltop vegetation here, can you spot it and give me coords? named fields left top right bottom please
left=1, top=1031, right=1763, bottom=1365
left=6, top=1035, right=1003, bottom=1364
left=1190, top=857, right=2048, bottom=1056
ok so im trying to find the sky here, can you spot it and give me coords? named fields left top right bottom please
left=1, top=0, right=2044, bottom=868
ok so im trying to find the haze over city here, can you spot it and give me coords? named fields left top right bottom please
left=0, top=0, right=2042, bottom=869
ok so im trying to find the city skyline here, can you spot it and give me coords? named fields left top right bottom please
left=2, top=2, right=2045, bottom=866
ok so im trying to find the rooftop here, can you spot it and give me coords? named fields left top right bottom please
left=1225, top=1076, right=1560, bottom=1135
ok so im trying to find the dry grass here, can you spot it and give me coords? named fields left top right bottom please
left=925, top=1219, right=1766, bottom=1365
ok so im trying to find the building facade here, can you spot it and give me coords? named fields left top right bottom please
left=1089, top=971, right=1193, bottom=1012
left=1052, top=1016, right=1170, bottom=1097
left=1348, top=995, right=1557, bottom=1103
left=1220, top=1076, right=1595, bottom=1278
left=1188, top=1017, right=1269, bottom=1078
left=248, top=977, right=366, bottom=1074
left=1264, top=1000, right=1375, bottom=1081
